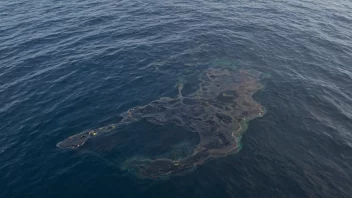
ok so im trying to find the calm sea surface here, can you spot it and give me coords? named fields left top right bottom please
left=1, top=0, right=352, bottom=197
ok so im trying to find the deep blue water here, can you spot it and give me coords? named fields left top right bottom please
left=1, top=0, right=352, bottom=197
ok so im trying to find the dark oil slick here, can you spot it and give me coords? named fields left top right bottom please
left=57, top=68, right=265, bottom=178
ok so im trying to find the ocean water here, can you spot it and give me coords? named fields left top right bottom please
left=1, top=0, right=352, bottom=197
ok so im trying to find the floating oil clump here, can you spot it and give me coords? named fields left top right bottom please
left=57, top=68, right=265, bottom=179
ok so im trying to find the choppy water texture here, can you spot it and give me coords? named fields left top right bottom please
left=1, top=0, right=352, bottom=197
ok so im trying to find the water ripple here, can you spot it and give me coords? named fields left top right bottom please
left=1, top=0, right=352, bottom=197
